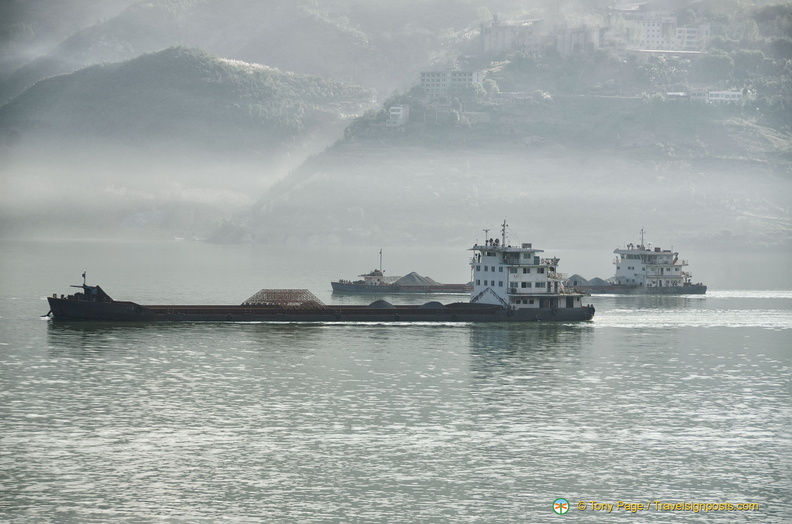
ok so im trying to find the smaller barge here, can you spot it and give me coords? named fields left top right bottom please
left=46, top=223, right=595, bottom=323
left=331, top=250, right=472, bottom=294
left=332, top=270, right=472, bottom=294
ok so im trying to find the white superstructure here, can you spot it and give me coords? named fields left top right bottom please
left=470, top=221, right=589, bottom=311
left=612, top=229, right=695, bottom=289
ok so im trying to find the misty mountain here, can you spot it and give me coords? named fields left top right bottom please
left=222, top=66, right=790, bottom=248
left=0, top=46, right=373, bottom=152
left=0, top=46, right=373, bottom=239
left=219, top=126, right=790, bottom=250
left=2, top=0, right=790, bottom=248
left=0, top=0, right=528, bottom=104
left=210, top=0, right=792, bottom=249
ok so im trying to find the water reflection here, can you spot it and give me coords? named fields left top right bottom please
left=468, top=322, right=589, bottom=354
left=467, top=323, right=592, bottom=386
left=595, top=294, right=707, bottom=310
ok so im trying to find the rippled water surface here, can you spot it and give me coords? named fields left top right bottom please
left=1, top=241, right=791, bottom=522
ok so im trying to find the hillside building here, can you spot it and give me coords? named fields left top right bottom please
left=690, top=89, right=743, bottom=103
left=420, top=70, right=484, bottom=96
left=557, top=24, right=603, bottom=57
left=631, top=12, right=710, bottom=52
left=480, top=16, right=550, bottom=54
left=386, top=105, right=409, bottom=127
left=705, top=90, right=743, bottom=103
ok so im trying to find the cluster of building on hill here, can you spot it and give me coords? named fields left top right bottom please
left=377, top=6, right=744, bottom=129
left=382, top=81, right=743, bottom=128
left=482, top=7, right=710, bottom=58
left=378, top=76, right=743, bottom=128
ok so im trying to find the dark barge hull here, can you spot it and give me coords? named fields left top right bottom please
left=580, top=284, right=707, bottom=295
left=46, top=297, right=594, bottom=323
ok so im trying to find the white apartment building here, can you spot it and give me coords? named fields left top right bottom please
left=420, top=71, right=485, bottom=96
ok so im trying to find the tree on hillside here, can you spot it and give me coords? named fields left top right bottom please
left=732, top=49, right=765, bottom=79
left=690, top=53, right=734, bottom=84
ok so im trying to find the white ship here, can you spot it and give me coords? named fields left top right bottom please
left=573, top=229, right=707, bottom=295
left=469, top=221, right=595, bottom=318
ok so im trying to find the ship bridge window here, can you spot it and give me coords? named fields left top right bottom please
left=499, top=267, right=503, bottom=272
left=486, top=252, right=496, bottom=257
left=523, top=268, right=530, bottom=274
left=535, top=282, right=543, bottom=288
left=537, top=268, right=545, bottom=274
left=510, top=268, right=517, bottom=274
left=476, top=265, right=480, bottom=271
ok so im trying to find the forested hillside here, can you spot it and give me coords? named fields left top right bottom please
left=0, top=46, right=373, bottom=152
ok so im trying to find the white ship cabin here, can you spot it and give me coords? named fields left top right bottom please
left=469, top=228, right=586, bottom=311
left=360, top=269, right=385, bottom=285
left=613, top=242, right=693, bottom=289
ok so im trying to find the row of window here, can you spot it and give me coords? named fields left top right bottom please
left=516, top=267, right=545, bottom=274
left=477, top=265, right=504, bottom=273
left=476, top=280, right=545, bottom=288
left=617, top=266, right=680, bottom=272
left=514, top=299, right=536, bottom=305
left=476, top=265, right=545, bottom=274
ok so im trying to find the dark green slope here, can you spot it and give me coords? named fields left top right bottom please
left=220, top=91, right=791, bottom=248
left=0, top=0, right=519, bottom=103
left=0, top=46, right=373, bottom=151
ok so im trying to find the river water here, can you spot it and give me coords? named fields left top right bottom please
left=1, top=240, right=790, bottom=522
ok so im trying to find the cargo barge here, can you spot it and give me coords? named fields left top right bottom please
left=331, top=250, right=472, bottom=294
left=331, top=270, right=472, bottom=294
left=45, top=223, right=595, bottom=323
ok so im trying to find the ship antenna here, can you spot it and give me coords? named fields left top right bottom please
left=483, top=228, right=490, bottom=245
left=501, top=219, right=507, bottom=246
left=82, top=270, right=86, bottom=286
left=640, top=227, right=645, bottom=249
left=379, top=248, right=383, bottom=273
